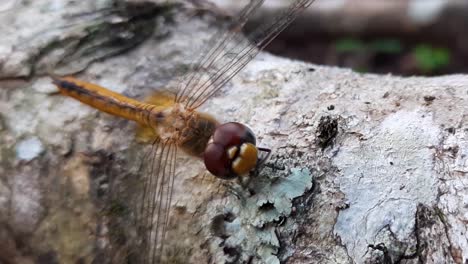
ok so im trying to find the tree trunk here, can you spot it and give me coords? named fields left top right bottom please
left=0, top=1, right=467, bottom=263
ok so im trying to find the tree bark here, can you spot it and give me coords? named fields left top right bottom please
left=0, top=1, right=467, bottom=264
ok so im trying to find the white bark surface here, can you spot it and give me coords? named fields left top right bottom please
left=0, top=1, right=467, bottom=264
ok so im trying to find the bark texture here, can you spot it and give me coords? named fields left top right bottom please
left=0, top=1, right=467, bottom=264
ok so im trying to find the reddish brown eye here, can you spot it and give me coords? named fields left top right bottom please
left=212, top=122, right=256, bottom=146
left=204, top=143, right=235, bottom=180
left=203, top=122, right=258, bottom=179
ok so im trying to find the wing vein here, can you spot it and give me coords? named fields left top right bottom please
left=182, top=0, right=315, bottom=110
left=189, top=0, right=315, bottom=109
left=140, top=139, right=161, bottom=264
left=138, top=139, right=178, bottom=264
left=153, top=141, right=173, bottom=263
left=175, top=0, right=265, bottom=104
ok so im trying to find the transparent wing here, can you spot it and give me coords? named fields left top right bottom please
left=137, top=139, right=178, bottom=264
left=176, top=0, right=315, bottom=110
left=175, top=0, right=265, bottom=104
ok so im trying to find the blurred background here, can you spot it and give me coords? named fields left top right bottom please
left=0, top=0, right=467, bottom=263
left=213, top=0, right=468, bottom=76
left=1, top=0, right=465, bottom=77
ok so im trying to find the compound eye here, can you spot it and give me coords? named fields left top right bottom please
left=231, top=143, right=258, bottom=176
left=203, top=143, right=236, bottom=180
left=212, top=122, right=256, bottom=147
left=227, top=146, right=238, bottom=159
left=204, top=122, right=258, bottom=179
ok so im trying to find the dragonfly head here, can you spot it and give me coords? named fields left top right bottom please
left=203, top=122, right=258, bottom=180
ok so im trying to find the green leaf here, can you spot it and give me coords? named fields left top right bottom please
left=335, top=38, right=366, bottom=52
left=413, top=44, right=451, bottom=73
left=369, top=39, right=402, bottom=54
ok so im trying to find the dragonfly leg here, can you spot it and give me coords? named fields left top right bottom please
left=255, top=147, right=286, bottom=174
left=257, top=147, right=271, bottom=167
left=246, top=147, right=272, bottom=178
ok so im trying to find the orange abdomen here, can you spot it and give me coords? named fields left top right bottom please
left=52, top=76, right=155, bottom=125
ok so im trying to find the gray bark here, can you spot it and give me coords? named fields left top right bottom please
left=0, top=1, right=467, bottom=264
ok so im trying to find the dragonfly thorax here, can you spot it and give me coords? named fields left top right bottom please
left=150, top=104, right=188, bottom=142
left=151, top=104, right=220, bottom=158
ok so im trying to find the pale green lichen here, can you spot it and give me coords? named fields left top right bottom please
left=15, top=136, right=44, bottom=161
left=215, top=168, right=313, bottom=263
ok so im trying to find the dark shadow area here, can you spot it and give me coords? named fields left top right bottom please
left=245, top=5, right=468, bottom=76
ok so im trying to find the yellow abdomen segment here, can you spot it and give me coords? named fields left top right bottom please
left=52, top=76, right=157, bottom=125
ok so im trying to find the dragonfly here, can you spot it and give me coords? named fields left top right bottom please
left=51, top=0, right=316, bottom=262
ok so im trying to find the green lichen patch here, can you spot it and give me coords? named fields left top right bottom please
left=211, top=168, right=313, bottom=264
